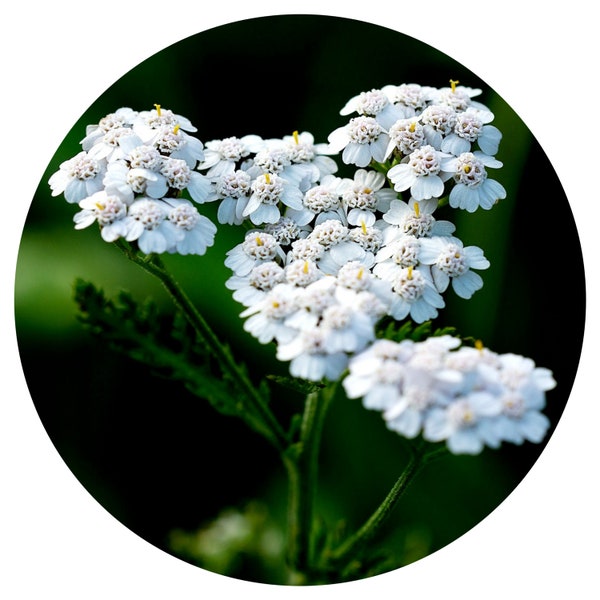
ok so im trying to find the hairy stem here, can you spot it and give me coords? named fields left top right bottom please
left=328, top=444, right=446, bottom=570
left=285, top=383, right=336, bottom=584
left=115, top=240, right=288, bottom=452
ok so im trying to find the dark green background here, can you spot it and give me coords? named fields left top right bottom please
left=15, top=14, right=585, bottom=584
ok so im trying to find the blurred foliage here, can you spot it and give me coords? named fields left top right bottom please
left=14, top=15, right=585, bottom=585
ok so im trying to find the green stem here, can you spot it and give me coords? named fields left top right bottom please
left=329, top=444, right=446, bottom=570
left=284, top=383, right=336, bottom=584
left=114, top=240, right=288, bottom=452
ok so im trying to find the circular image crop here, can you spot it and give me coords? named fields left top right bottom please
left=15, top=14, right=585, bottom=586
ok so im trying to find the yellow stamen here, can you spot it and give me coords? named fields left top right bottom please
left=293, top=130, right=300, bottom=144
left=475, top=339, right=484, bottom=352
left=361, top=220, right=368, bottom=234
left=264, top=173, right=271, bottom=184
left=407, top=266, right=413, bottom=280
left=173, top=124, right=180, bottom=135
left=463, top=164, right=471, bottom=174
left=303, top=261, right=309, bottom=274
left=450, top=79, right=459, bottom=93
left=255, top=236, right=264, bottom=246
left=363, top=188, right=372, bottom=194
left=95, top=202, right=105, bottom=211
left=154, top=103, right=162, bottom=116
left=409, top=121, right=416, bottom=133
left=414, top=202, right=420, bottom=217
left=357, top=267, right=364, bottom=280
left=272, top=301, right=280, bottom=309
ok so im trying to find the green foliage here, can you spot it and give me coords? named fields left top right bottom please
left=376, top=317, right=458, bottom=343
left=72, top=278, right=272, bottom=435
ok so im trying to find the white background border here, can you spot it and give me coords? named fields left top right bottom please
left=2, top=2, right=597, bottom=598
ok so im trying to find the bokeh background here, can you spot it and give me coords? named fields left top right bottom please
left=14, top=14, right=585, bottom=585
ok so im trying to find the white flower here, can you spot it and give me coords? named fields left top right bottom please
left=385, top=117, right=426, bottom=158
left=341, top=169, right=395, bottom=227
left=127, top=198, right=182, bottom=254
left=284, top=259, right=323, bottom=287
left=240, top=283, right=300, bottom=345
left=243, top=172, right=304, bottom=225
left=73, top=190, right=135, bottom=242
left=382, top=198, right=456, bottom=239
left=226, top=261, right=286, bottom=307
left=103, top=160, right=167, bottom=204
left=198, top=135, right=265, bottom=177
left=373, top=234, right=421, bottom=283
left=430, top=85, right=492, bottom=115
left=276, top=328, right=349, bottom=382
left=387, top=145, right=454, bottom=201
left=447, top=151, right=506, bottom=212
left=49, top=151, right=106, bottom=204
left=164, top=199, right=217, bottom=256
left=327, top=116, right=390, bottom=168
left=388, top=265, right=445, bottom=323
left=281, top=130, right=339, bottom=180
left=80, top=107, right=138, bottom=151
left=264, top=217, right=306, bottom=247
left=418, top=236, right=490, bottom=299
left=131, top=105, right=197, bottom=143
left=423, top=392, right=503, bottom=454
left=420, top=104, right=457, bottom=149
left=225, top=231, right=284, bottom=276
left=489, top=353, right=556, bottom=445
left=160, top=157, right=213, bottom=203
left=440, top=109, right=502, bottom=157
left=382, top=83, right=436, bottom=113
left=150, top=125, right=205, bottom=168
left=206, top=169, right=253, bottom=225
left=286, top=174, right=347, bottom=227
left=343, top=339, right=414, bottom=407
left=86, top=126, right=138, bottom=161
left=340, top=88, right=406, bottom=129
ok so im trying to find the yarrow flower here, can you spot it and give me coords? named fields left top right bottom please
left=344, top=337, right=556, bottom=454
left=51, top=83, right=556, bottom=458
left=49, top=104, right=217, bottom=256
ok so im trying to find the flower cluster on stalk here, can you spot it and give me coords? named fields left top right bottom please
left=49, top=81, right=556, bottom=454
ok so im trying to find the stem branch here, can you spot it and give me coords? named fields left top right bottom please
left=115, top=241, right=288, bottom=451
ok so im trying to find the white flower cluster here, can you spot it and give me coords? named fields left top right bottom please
left=49, top=83, right=556, bottom=454
left=49, top=105, right=217, bottom=255
left=328, top=81, right=506, bottom=212
left=343, top=336, right=556, bottom=454
left=214, top=83, right=500, bottom=384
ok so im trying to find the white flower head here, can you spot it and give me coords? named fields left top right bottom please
left=225, top=231, right=284, bottom=276
left=73, top=190, right=134, bottom=242
left=440, top=109, right=502, bottom=157
left=165, top=198, right=217, bottom=256
left=150, top=125, right=205, bottom=168
left=226, top=260, right=286, bottom=307
left=49, top=151, right=107, bottom=204
left=131, top=104, right=197, bottom=143
left=418, top=236, right=490, bottom=299
left=447, top=151, right=507, bottom=212
left=327, top=116, right=390, bottom=168
left=386, top=117, right=426, bottom=158
left=423, top=393, right=503, bottom=454
left=103, top=160, right=167, bottom=204
left=340, top=88, right=407, bottom=129
left=387, top=145, right=454, bottom=201
left=388, top=265, right=445, bottom=323
left=198, top=134, right=265, bottom=177
left=80, top=107, right=138, bottom=151
left=382, top=198, right=456, bottom=239
left=243, top=172, right=304, bottom=225
left=127, top=197, right=182, bottom=254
